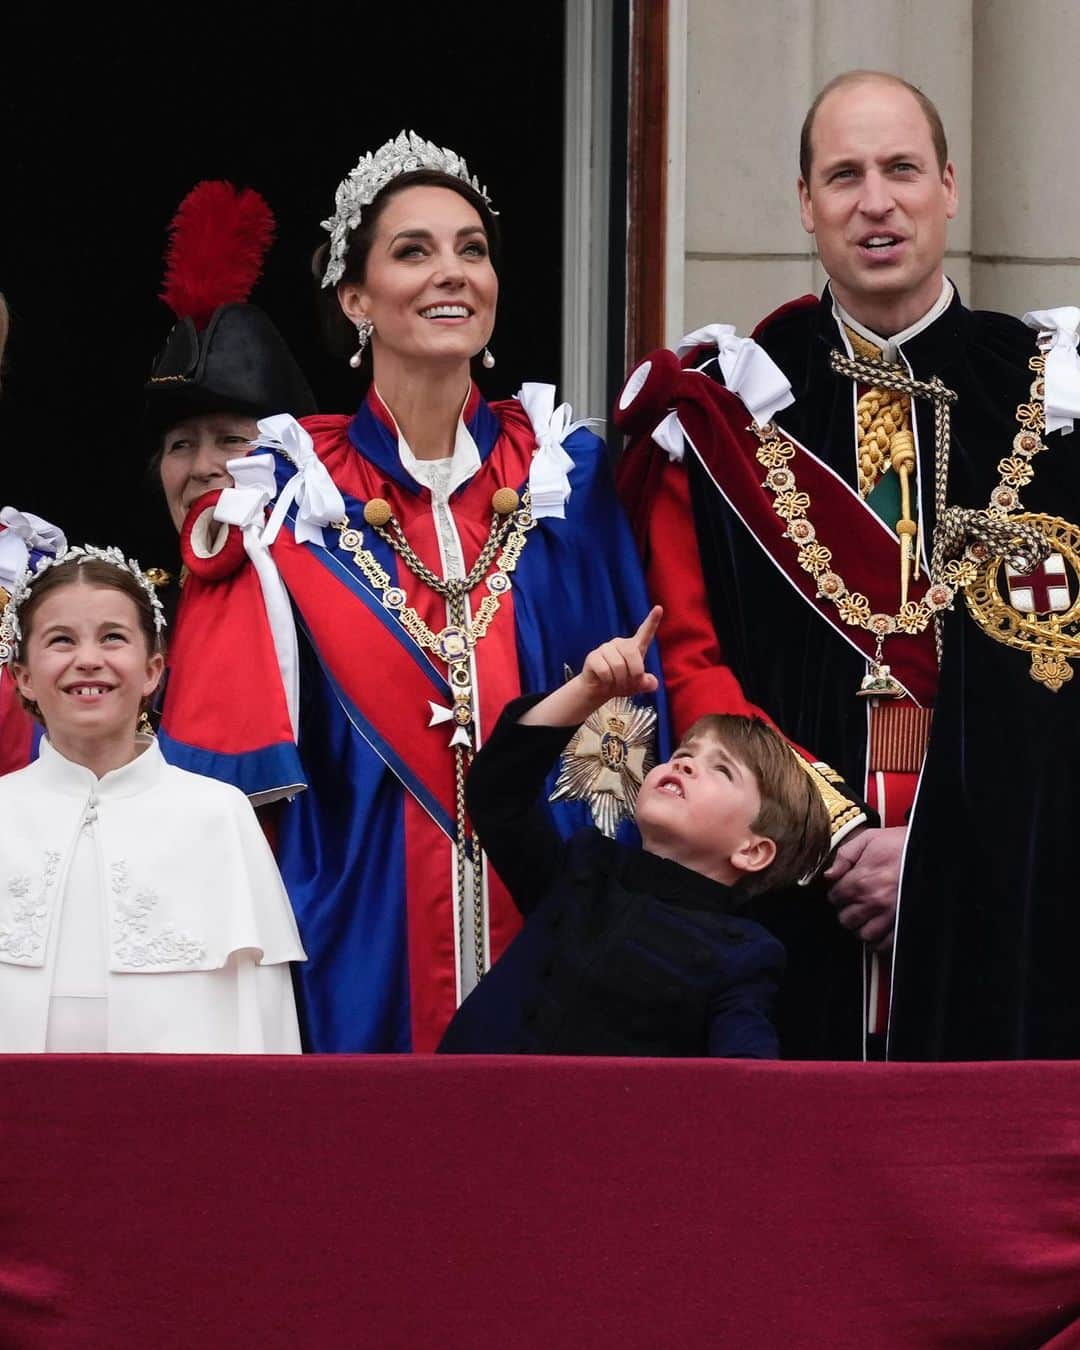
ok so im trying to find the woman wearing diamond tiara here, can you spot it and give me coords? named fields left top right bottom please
left=160, top=131, right=667, bottom=1054
left=0, top=546, right=305, bottom=1052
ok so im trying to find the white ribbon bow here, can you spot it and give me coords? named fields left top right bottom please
left=1023, top=308, right=1080, bottom=435
left=517, top=383, right=597, bottom=520
left=676, top=323, right=794, bottom=425
left=211, top=450, right=301, bottom=743
left=214, top=454, right=279, bottom=529
left=651, top=411, right=688, bottom=463
left=253, top=414, right=346, bottom=547
left=0, top=507, right=67, bottom=592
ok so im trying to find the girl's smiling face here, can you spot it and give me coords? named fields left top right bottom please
left=13, top=579, right=164, bottom=763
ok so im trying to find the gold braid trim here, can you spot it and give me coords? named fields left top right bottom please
left=844, top=325, right=915, bottom=498
left=793, top=752, right=864, bottom=841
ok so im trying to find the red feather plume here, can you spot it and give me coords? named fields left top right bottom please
left=159, top=181, right=276, bottom=330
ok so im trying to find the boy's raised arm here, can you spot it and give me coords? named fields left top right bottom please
left=519, top=606, right=662, bottom=729
left=468, top=609, right=662, bottom=916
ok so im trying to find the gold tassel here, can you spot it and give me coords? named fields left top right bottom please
left=890, top=429, right=917, bottom=606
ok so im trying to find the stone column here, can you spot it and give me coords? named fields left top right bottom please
left=971, top=0, right=1080, bottom=314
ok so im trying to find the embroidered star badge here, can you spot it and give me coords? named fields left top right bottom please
left=548, top=696, right=657, bottom=838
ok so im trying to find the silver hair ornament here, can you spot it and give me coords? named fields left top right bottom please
left=320, top=130, right=496, bottom=289
left=0, top=544, right=167, bottom=665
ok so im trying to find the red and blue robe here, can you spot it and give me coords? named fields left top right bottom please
left=0, top=671, right=39, bottom=776
left=160, top=384, right=667, bottom=1052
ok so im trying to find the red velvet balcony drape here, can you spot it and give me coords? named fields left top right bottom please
left=2, top=1057, right=1079, bottom=1348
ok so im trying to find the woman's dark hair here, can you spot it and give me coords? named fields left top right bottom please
left=13, top=558, right=166, bottom=723
left=312, top=168, right=502, bottom=359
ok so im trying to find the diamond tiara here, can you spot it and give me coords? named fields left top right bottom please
left=319, top=130, right=495, bottom=289
left=0, top=544, right=167, bottom=665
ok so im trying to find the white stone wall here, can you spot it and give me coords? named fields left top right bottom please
left=675, top=0, right=1080, bottom=340
left=971, top=0, right=1080, bottom=315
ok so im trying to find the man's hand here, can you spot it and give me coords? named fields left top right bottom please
left=823, top=825, right=906, bottom=953
left=519, top=607, right=662, bottom=728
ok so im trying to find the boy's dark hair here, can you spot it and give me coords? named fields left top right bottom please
left=682, top=714, right=831, bottom=897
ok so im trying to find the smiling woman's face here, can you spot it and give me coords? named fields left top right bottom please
left=337, top=184, right=498, bottom=375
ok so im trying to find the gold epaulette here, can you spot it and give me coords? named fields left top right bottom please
left=792, top=751, right=864, bottom=840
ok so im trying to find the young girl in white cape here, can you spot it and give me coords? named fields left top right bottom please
left=0, top=544, right=305, bottom=1052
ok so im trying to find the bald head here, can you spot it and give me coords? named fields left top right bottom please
left=800, top=71, right=948, bottom=185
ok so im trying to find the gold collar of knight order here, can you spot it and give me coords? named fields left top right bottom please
left=958, top=349, right=1080, bottom=691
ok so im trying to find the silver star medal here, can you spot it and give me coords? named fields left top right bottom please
left=549, top=696, right=657, bottom=837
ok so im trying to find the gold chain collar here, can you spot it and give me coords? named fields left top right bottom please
left=750, top=344, right=1048, bottom=696
left=950, top=350, right=1080, bottom=692
left=751, top=356, right=960, bottom=695
left=333, top=486, right=536, bottom=985
left=335, top=488, right=534, bottom=702
left=954, top=351, right=1048, bottom=556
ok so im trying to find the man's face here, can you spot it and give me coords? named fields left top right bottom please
left=797, top=80, right=958, bottom=333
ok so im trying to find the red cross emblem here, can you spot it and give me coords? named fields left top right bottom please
left=1005, top=552, right=1072, bottom=614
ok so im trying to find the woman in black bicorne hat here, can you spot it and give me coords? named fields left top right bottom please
left=145, top=181, right=317, bottom=534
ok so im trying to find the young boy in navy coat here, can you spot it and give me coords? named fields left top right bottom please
left=439, top=608, right=830, bottom=1058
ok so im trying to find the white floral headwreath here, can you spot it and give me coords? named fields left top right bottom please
left=0, top=544, right=167, bottom=665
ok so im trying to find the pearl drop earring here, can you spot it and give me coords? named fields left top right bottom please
left=349, top=317, right=374, bottom=369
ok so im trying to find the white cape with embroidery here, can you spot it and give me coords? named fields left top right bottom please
left=0, top=737, right=305, bottom=1052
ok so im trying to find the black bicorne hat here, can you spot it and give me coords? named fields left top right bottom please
left=145, top=303, right=317, bottom=437
left=144, top=182, right=316, bottom=442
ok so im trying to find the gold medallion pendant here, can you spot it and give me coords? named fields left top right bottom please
left=964, top=513, right=1080, bottom=691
